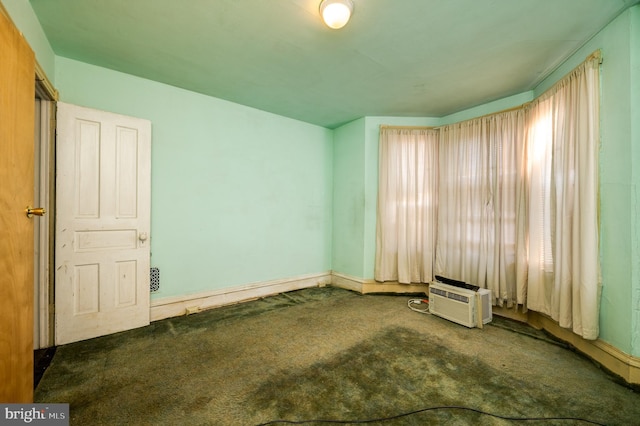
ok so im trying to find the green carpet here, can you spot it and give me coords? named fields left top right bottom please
left=35, top=287, right=640, bottom=425
left=251, top=326, right=605, bottom=425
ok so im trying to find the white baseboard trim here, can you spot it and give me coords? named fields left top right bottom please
left=150, top=271, right=332, bottom=321
left=330, top=272, right=429, bottom=294
left=330, top=272, right=367, bottom=292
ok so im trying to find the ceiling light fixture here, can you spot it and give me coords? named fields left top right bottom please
left=319, top=0, right=354, bottom=30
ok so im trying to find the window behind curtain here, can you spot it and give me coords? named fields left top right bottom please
left=522, top=53, right=601, bottom=339
left=435, top=111, right=524, bottom=307
left=375, top=129, right=439, bottom=284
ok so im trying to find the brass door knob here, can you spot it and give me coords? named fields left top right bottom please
left=26, top=206, right=46, bottom=218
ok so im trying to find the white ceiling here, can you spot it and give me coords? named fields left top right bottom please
left=30, top=0, right=639, bottom=128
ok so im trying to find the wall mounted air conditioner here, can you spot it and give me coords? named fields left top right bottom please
left=429, top=281, right=492, bottom=328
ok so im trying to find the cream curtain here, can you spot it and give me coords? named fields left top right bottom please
left=436, top=111, right=525, bottom=307
left=522, top=53, right=601, bottom=339
left=375, top=52, right=601, bottom=339
left=375, top=129, right=439, bottom=283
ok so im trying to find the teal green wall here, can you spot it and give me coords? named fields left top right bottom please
left=55, top=57, right=333, bottom=299
left=1, top=0, right=55, bottom=81
left=332, top=118, right=366, bottom=277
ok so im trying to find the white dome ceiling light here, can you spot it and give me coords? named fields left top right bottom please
left=319, top=0, right=354, bottom=30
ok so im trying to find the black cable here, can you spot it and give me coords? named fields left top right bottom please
left=255, top=405, right=608, bottom=425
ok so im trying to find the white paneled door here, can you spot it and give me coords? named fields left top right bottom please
left=55, top=102, right=151, bottom=345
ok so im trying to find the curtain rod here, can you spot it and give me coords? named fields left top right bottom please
left=433, top=102, right=532, bottom=129
left=380, top=103, right=529, bottom=131
left=588, top=49, right=603, bottom=65
left=379, top=125, right=437, bottom=130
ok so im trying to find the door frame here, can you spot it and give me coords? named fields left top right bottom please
left=33, top=64, right=58, bottom=349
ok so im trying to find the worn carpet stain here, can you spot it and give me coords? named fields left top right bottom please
left=249, top=326, right=610, bottom=425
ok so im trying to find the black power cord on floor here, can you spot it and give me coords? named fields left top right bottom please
left=255, top=405, right=608, bottom=425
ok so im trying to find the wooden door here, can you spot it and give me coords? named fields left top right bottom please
left=0, top=10, right=36, bottom=402
left=55, top=102, right=151, bottom=345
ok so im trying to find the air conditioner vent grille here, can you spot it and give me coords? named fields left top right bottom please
left=447, top=292, right=469, bottom=304
left=430, top=287, right=447, bottom=297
